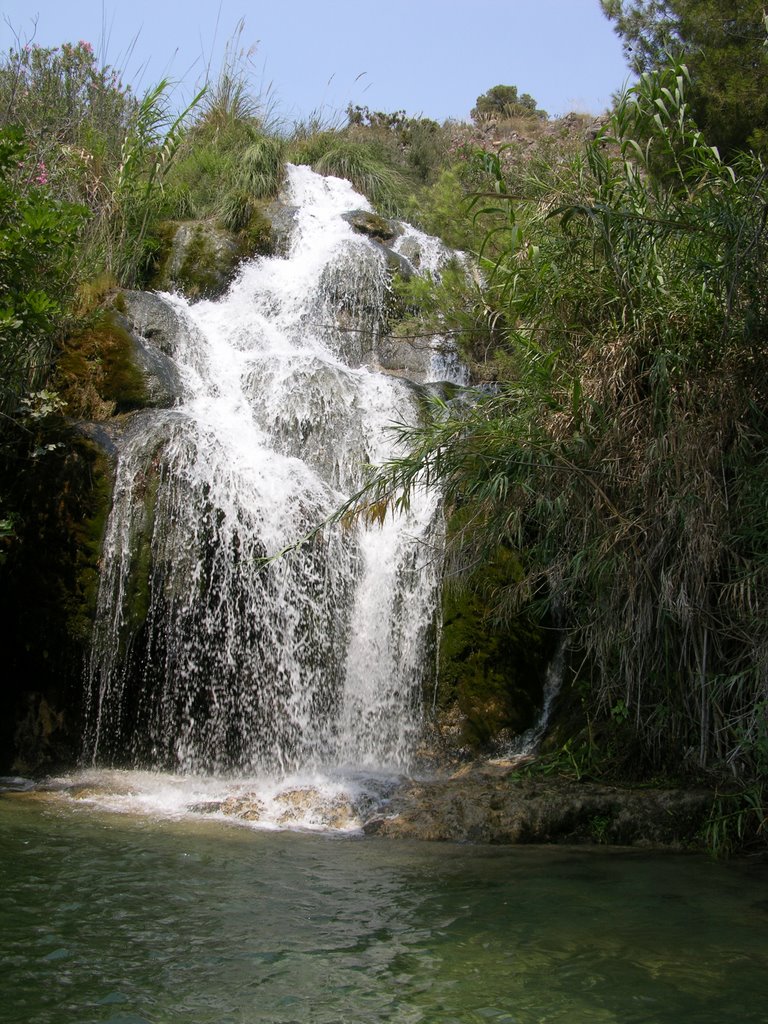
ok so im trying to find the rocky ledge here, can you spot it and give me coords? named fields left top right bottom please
left=364, top=762, right=712, bottom=849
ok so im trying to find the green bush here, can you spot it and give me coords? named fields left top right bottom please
left=0, top=127, right=85, bottom=414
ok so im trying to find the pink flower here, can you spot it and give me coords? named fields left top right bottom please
left=79, top=41, right=93, bottom=53
left=35, top=162, right=48, bottom=186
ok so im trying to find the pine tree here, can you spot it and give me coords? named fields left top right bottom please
left=602, top=0, right=768, bottom=153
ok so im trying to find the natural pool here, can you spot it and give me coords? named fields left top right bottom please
left=2, top=790, right=767, bottom=1024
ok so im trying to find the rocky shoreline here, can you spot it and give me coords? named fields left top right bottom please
left=1, top=760, right=714, bottom=851
left=365, top=761, right=713, bottom=849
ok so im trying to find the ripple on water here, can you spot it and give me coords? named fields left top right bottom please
left=1, top=793, right=767, bottom=1024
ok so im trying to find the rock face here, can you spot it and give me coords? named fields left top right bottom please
left=120, top=291, right=189, bottom=357
left=263, top=199, right=298, bottom=255
left=115, top=291, right=192, bottom=408
left=363, top=764, right=712, bottom=848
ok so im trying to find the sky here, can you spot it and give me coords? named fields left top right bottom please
left=1, top=0, right=633, bottom=124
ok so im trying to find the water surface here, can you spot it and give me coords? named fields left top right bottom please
left=2, top=795, right=766, bottom=1024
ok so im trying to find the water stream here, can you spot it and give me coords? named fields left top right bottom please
left=84, top=166, right=458, bottom=796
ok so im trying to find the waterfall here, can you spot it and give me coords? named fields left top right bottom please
left=84, top=165, right=461, bottom=780
left=505, top=640, right=565, bottom=757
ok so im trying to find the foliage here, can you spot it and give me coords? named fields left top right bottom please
left=472, top=84, right=547, bottom=122
left=337, top=64, right=768, bottom=819
left=166, top=24, right=283, bottom=231
left=0, top=127, right=85, bottom=415
left=311, top=140, right=409, bottom=215
left=346, top=105, right=450, bottom=185
left=0, top=39, right=202, bottom=286
left=0, top=40, right=136, bottom=192
left=601, top=0, right=768, bottom=154
left=104, top=79, right=205, bottom=282
left=705, top=780, right=767, bottom=857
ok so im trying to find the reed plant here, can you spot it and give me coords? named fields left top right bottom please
left=339, top=64, right=768, bottom=833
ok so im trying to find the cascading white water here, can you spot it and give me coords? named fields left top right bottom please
left=85, top=165, right=460, bottom=782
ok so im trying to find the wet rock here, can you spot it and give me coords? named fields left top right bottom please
left=188, top=800, right=224, bottom=815
left=74, top=421, right=121, bottom=460
left=374, top=333, right=437, bottom=380
left=11, top=694, right=71, bottom=776
left=274, top=787, right=357, bottom=828
left=68, top=786, right=109, bottom=800
left=263, top=199, right=299, bottom=255
left=376, top=242, right=413, bottom=281
left=115, top=292, right=194, bottom=407
left=125, top=332, right=181, bottom=408
left=395, top=235, right=424, bottom=270
left=342, top=210, right=403, bottom=244
left=0, top=776, right=35, bottom=792
left=221, top=794, right=265, bottom=821
left=120, top=291, right=189, bottom=358
left=363, top=767, right=712, bottom=848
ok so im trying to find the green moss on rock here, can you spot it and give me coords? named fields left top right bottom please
left=238, top=204, right=275, bottom=257
left=437, top=543, right=553, bottom=750
left=0, top=426, right=115, bottom=772
left=55, top=310, right=149, bottom=418
left=149, top=216, right=275, bottom=301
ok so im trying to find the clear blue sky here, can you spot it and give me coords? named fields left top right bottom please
left=1, top=0, right=632, bottom=123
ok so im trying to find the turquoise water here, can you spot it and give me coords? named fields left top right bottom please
left=1, top=795, right=767, bottom=1024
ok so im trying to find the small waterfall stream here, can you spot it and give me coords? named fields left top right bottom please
left=82, top=166, right=461, bottom=819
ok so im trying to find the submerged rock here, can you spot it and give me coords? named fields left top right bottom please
left=187, top=800, right=224, bottom=815
left=274, top=788, right=357, bottom=829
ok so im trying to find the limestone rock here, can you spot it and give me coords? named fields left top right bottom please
left=221, top=794, right=265, bottom=821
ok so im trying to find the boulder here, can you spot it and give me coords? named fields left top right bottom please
left=120, top=291, right=189, bottom=357
left=374, top=333, right=439, bottom=379
left=342, top=210, right=404, bottom=245
left=154, top=221, right=241, bottom=301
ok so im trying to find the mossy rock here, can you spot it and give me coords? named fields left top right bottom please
left=0, top=427, right=114, bottom=771
left=56, top=301, right=185, bottom=415
left=149, top=214, right=274, bottom=301
left=436, top=543, right=554, bottom=750
left=238, top=204, right=275, bottom=258
left=151, top=220, right=240, bottom=300
left=342, top=209, right=403, bottom=244
left=55, top=310, right=150, bottom=418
